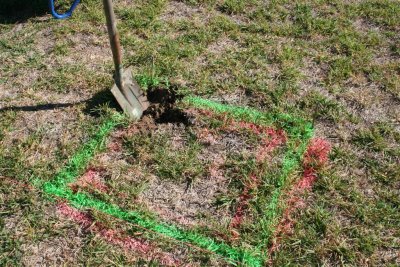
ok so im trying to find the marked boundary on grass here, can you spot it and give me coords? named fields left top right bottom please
left=184, top=96, right=315, bottom=248
left=268, top=138, right=331, bottom=260
left=36, top=96, right=314, bottom=266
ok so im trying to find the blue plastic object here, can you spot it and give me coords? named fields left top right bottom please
left=49, top=0, right=80, bottom=19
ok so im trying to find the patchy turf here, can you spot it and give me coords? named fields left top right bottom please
left=34, top=93, right=317, bottom=265
left=1, top=0, right=399, bottom=266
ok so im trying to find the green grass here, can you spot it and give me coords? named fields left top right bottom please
left=37, top=96, right=313, bottom=265
left=1, top=0, right=399, bottom=265
left=124, top=131, right=205, bottom=182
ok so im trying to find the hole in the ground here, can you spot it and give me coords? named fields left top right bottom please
left=144, top=86, right=189, bottom=125
left=155, top=108, right=190, bottom=125
left=147, top=87, right=181, bottom=104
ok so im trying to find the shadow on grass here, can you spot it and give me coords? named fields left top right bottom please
left=0, top=0, right=48, bottom=24
left=0, top=89, right=121, bottom=117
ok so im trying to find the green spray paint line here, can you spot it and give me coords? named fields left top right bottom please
left=39, top=110, right=264, bottom=265
left=41, top=114, right=122, bottom=190
left=42, top=184, right=264, bottom=266
left=183, top=96, right=316, bottom=256
left=39, top=96, right=314, bottom=266
left=259, top=137, right=313, bottom=252
left=183, top=96, right=313, bottom=139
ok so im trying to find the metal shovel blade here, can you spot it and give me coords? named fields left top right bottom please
left=111, top=68, right=149, bottom=121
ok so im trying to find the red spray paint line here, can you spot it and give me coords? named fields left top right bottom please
left=225, top=121, right=287, bottom=163
left=268, top=138, right=331, bottom=257
left=303, top=138, right=331, bottom=170
left=228, top=122, right=287, bottom=236
left=188, top=119, right=286, bottom=236
left=187, top=108, right=287, bottom=162
left=256, top=129, right=286, bottom=163
left=180, top=114, right=287, bottom=238
left=70, top=169, right=136, bottom=208
left=230, top=173, right=260, bottom=238
left=57, top=202, right=180, bottom=266
left=70, top=168, right=109, bottom=194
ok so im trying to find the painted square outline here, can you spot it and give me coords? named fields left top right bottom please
left=38, top=96, right=314, bottom=266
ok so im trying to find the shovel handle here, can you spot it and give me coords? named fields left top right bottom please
left=103, top=0, right=123, bottom=86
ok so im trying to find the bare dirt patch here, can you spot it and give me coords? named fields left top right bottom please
left=160, top=1, right=202, bottom=23
left=20, top=235, right=82, bottom=266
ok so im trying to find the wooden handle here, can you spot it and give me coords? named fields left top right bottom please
left=103, top=0, right=123, bottom=86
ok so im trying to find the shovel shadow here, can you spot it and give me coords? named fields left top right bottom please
left=0, top=89, right=121, bottom=117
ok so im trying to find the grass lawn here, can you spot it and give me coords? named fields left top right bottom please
left=1, top=0, right=399, bottom=266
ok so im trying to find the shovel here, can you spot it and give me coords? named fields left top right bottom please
left=103, top=0, right=149, bottom=120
